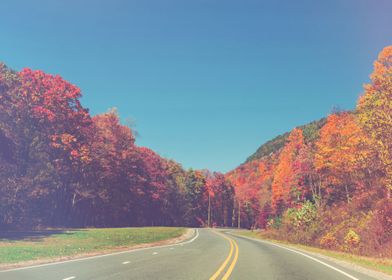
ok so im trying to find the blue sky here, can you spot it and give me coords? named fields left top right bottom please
left=1, top=0, right=392, bottom=172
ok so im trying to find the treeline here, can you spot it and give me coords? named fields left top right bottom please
left=226, top=46, right=392, bottom=257
left=0, top=63, right=235, bottom=229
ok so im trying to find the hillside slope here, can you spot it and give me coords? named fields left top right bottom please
left=245, top=118, right=326, bottom=163
left=226, top=46, right=392, bottom=259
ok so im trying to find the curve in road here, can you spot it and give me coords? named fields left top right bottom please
left=0, top=229, right=382, bottom=280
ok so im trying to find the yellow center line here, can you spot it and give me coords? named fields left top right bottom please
left=209, top=230, right=239, bottom=280
left=222, top=237, right=239, bottom=280
left=209, top=231, right=234, bottom=280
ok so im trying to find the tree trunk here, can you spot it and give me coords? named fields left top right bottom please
left=238, top=200, right=241, bottom=229
left=344, top=184, right=350, bottom=203
left=207, top=193, right=211, bottom=227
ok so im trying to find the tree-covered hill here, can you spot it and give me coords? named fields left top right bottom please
left=226, top=46, right=392, bottom=258
left=245, top=118, right=327, bottom=163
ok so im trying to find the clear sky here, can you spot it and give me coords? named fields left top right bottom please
left=1, top=1, right=392, bottom=172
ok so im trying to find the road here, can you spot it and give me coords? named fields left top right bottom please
left=0, top=229, right=381, bottom=280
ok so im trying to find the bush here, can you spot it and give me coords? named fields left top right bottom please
left=320, top=232, right=338, bottom=249
left=285, top=201, right=318, bottom=228
left=267, top=216, right=282, bottom=229
left=343, top=229, right=361, bottom=252
left=277, top=201, right=320, bottom=244
left=359, top=199, right=392, bottom=257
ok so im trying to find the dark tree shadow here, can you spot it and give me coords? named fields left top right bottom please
left=0, top=229, right=82, bottom=242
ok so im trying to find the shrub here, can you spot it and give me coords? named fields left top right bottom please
left=345, top=229, right=361, bottom=245
left=320, top=232, right=338, bottom=249
left=278, top=201, right=320, bottom=244
left=285, top=201, right=317, bottom=228
left=267, top=216, right=282, bottom=229
left=360, top=199, right=392, bottom=257
left=343, top=229, right=361, bottom=252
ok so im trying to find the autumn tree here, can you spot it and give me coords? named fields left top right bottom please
left=0, top=65, right=93, bottom=227
left=293, top=143, right=321, bottom=206
left=75, top=110, right=136, bottom=226
left=357, top=46, right=392, bottom=198
left=19, top=68, right=92, bottom=226
left=0, top=63, right=24, bottom=228
left=158, top=160, right=189, bottom=226
left=183, top=169, right=207, bottom=226
left=226, top=157, right=275, bottom=228
left=315, top=112, right=375, bottom=204
left=205, top=172, right=234, bottom=227
left=271, top=128, right=304, bottom=214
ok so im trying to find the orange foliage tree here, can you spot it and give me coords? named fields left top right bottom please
left=271, top=128, right=304, bottom=214
left=315, top=112, right=374, bottom=204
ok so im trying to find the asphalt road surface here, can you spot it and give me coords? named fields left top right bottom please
left=0, top=229, right=381, bottom=280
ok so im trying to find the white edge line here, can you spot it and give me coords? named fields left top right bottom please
left=0, top=228, right=199, bottom=273
left=62, top=277, right=76, bottom=280
left=229, top=232, right=359, bottom=280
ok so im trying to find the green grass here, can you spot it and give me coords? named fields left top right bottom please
left=235, top=230, right=392, bottom=276
left=0, top=227, right=185, bottom=265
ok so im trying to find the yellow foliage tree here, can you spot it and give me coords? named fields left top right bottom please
left=357, top=46, right=392, bottom=198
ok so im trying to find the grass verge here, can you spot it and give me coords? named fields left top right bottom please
left=0, top=227, right=185, bottom=265
left=235, top=230, right=392, bottom=276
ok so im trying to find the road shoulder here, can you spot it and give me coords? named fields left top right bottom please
left=231, top=230, right=392, bottom=280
